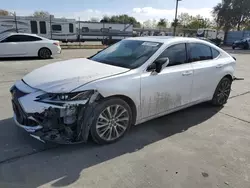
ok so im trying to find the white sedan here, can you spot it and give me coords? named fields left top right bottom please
left=0, top=33, right=61, bottom=59
left=10, top=37, right=236, bottom=144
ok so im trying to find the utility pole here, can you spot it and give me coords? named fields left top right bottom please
left=173, top=0, right=181, bottom=36
left=50, top=15, right=52, bottom=39
left=78, top=17, right=81, bottom=46
left=13, top=12, right=18, bottom=33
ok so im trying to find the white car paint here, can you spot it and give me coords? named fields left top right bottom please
left=0, top=33, right=61, bottom=58
left=10, top=36, right=236, bottom=141
left=23, top=58, right=130, bottom=93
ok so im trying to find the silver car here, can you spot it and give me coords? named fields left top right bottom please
left=10, top=37, right=236, bottom=144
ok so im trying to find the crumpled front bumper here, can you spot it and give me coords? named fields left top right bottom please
left=13, top=114, right=45, bottom=143
left=10, top=81, right=93, bottom=144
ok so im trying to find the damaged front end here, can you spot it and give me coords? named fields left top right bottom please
left=11, top=86, right=101, bottom=144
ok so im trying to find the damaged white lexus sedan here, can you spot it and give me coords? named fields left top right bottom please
left=10, top=37, right=236, bottom=144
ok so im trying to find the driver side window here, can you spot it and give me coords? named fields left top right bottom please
left=156, top=43, right=187, bottom=66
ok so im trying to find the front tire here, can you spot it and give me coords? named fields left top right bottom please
left=90, top=98, right=132, bottom=144
left=38, top=48, right=51, bottom=59
left=212, top=77, right=232, bottom=106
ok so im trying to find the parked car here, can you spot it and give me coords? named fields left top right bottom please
left=232, top=38, right=250, bottom=49
left=0, top=33, right=61, bottom=59
left=10, top=37, right=236, bottom=144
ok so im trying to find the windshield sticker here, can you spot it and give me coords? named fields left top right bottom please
left=142, top=42, right=159, bottom=47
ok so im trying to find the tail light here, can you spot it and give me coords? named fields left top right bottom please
left=53, top=42, right=59, bottom=46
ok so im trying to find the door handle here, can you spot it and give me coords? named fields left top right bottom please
left=182, top=71, right=193, bottom=76
left=216, top=64, right=223, bottom=68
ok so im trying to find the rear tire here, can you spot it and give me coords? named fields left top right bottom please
left=90, top=98, right=132, bottom=145
left=38, top=48, right=51, bottom=59
left=211, top=77, right=232, bottom=106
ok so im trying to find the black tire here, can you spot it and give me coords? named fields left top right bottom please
left=232, top=46, right=235, bottom=50
left=90, top=97, right=132, bottom=145
left=211, top=77, right=232, bottom=106
left=38, top=48, right=51, bottom=59
left=245, top=43, right=249, bottom=50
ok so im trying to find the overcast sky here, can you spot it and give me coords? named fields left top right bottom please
left=3, top=0, right=221, bottom=22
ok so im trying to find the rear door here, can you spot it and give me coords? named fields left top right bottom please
left=187, top=42, right=223, bottom=102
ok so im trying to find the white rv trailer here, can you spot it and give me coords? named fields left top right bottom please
left=197, top=28, right=225, bottom=40
left=0, top=16, right=133, bottom=44
left=0, top=15, right=76, bottom=42
left=76, top=21, right=133, bottom=44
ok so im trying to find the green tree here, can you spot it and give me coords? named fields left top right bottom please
left=100, top=14, right=141, bottom=27
left=0, top=9, right=10, bottom=16
left=213, top=0, right=250, bottom=31
left=157, top=19, right=168, bottom=28
left=177, top=13, right=212, bottom=29
left=142, top=19, right=157, bottom=28
left=178, top=13, right=193, bottom=27
left=100, top=15, right=110, bottom=23
left=33, top=11, right=50, bottom=18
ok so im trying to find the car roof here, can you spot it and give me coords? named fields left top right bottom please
left=7, top=33, right=41, bottom=38
left=126, top=36, right=208, bottom=44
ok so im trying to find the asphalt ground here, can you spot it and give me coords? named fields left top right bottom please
left=0, top=49, right=250, bottom=188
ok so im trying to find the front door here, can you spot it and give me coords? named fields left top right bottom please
left=140, top=43, right=193, bottom=119
left=0, top=35, right=25, bottom=57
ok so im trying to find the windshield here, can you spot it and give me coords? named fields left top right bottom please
left=90, top=40, right=162, bottom=69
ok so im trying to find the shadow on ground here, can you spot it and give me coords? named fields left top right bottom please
left=0, top=103, right=222, bottom=188
left=0, top=57, right=52, bottom=61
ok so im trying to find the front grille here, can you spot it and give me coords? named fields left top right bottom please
left=11, top=86, right=38, bottom=127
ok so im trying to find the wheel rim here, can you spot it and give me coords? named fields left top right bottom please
left=96, top=105, right=129, bottom=141
left=40, top=49, right=50, bottom=58
left=217, top=79, right=231, bottom=104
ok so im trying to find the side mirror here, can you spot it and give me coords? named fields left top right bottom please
left=149, top=57, right=169, bottom=73
left=146, top=63, right=156, bottom=72
left=156, top=57, right=169, bottom=73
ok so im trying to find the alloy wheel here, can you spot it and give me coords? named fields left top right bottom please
left=216, top=79, right=231, bottom=105
left=96, top=105, right=129, bottom=141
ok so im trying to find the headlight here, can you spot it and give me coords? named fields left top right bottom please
left=37, top=90, right=94, bottom=101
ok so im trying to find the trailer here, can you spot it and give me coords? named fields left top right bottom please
left=0, top=15, right=76, bottom=41
left=76, top=21, right=133, bottom=45
left=0, top=16, right=133, bottom=44
left=197, top=28, right=225, bottom=40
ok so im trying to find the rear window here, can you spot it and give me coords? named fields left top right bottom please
left=211, top=48, right=220, bottom=58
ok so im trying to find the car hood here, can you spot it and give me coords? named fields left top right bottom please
left=23, top=58, right=130, bottom=93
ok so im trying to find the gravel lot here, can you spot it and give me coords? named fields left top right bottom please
left=0, top=49, right=250, bottom=188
